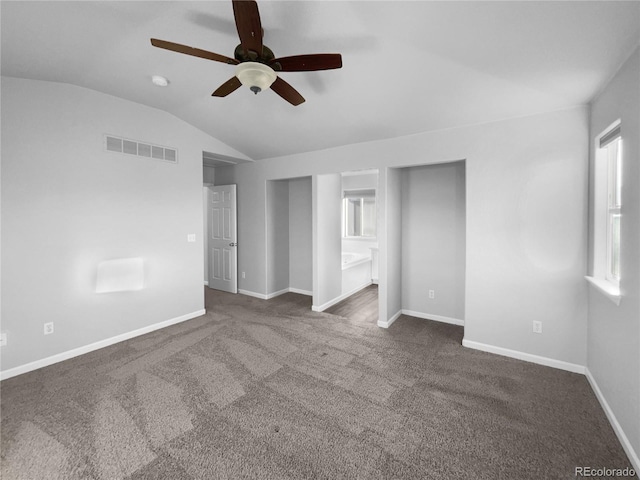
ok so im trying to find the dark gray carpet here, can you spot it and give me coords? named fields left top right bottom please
left=1, top=287, right=634, bottom=479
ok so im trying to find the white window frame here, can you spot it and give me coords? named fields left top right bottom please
left=342, top=189, right=377, bottom=239
left=587, top=120, right=622, bottom=304
left=605, top=137, right=621, bottom=286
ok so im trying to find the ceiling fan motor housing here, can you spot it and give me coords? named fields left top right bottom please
left=234, top=43, right=275, bottom=64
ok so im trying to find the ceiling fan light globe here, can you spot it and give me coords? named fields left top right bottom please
left=235, top=62, right=276, bottom=94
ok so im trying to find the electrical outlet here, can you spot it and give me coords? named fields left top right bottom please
left=44, top=322, right=54, bottom=335
left=428, top=290, right=435, bottom=299
left=187, top=234, right=196, bottom=243
left=0, top=332, right=7, bottom=347
left=533, top=321, right=542, bottom=334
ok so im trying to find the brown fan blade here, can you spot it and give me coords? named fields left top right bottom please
left=270, top=54, right=342, bottom=72
left=270, top=77, right=305, bottom=106
left=212, top=76, right=242, bottom=97
left=151, top=39, right=238, bottom=65
left=232, top=0, right=263, bottom=56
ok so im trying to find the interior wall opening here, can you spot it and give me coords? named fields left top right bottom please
left=391, top=160, right=466, bottom=326
left=266, top=177, right=313, bottom=299
left=321, top=170, right=380, bottom=322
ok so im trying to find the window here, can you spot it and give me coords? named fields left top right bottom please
left=343, top=189, right=376, bottom=238
left=588, top=121, right=622, bottom=303
left=605, top=134, right=622, bottom=284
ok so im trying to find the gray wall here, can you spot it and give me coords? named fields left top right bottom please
left=401, top=162, right=465, bottom=320
left=266, top=180, right=290, bottom=295
left=203, top=166, right=215, bottom=184
left=587, top=48, right=640, bottom=465
left=0, top=76, right=248, bottom=373
left=265, top=177, right=312, bottom=296
left=289, top=177, right=312, bottom=293
left=214, top=105, right=588, bottom=368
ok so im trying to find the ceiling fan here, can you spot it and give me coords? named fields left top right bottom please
left=150, top=0, right=342, bottom=106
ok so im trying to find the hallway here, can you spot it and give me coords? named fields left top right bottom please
left=325, top=285, right=378, bottom=324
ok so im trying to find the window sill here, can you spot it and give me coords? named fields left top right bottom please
left=585, top=276, right=621, bottom=306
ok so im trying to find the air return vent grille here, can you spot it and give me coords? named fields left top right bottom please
left=104, top=135, right=177, bottom=164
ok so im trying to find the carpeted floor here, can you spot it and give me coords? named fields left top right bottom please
left=0, top=287, right=634, bottom=479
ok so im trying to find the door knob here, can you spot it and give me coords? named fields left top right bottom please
left=229, top=242, right=237, bottom=247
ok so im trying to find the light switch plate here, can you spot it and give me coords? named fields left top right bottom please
left=187, top=234, right=196, bottom=243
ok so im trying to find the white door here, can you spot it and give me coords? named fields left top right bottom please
left=208, top=184, right=237, bottom=293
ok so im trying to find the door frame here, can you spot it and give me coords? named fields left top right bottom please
left=206, top=184, right=238, bottom=293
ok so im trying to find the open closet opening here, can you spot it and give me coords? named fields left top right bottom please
left=266, top=176, right=313, bottom=299
left=382, top=160, right=466, bottom=328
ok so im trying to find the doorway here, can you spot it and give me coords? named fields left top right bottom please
left=206, top=184, right=238, bottom=293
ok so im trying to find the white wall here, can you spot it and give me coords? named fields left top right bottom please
left=0, top=76, right=247, bottom=374
left=313, top=174, right=342, bottom=309
left=462, top=110, right=588, bottom=367
left=217, top=106, right=588, bottom=368
left=587, top=48, right=640, bottom=468
left=266, top=180, right=290, bottom=295
left=341, top=172, right=378, bottom=190
left=401, top=162, right=465, bottom=321
left=289, top=177, right=312, bottom=293
left=380, top=167, right=403, bottom=325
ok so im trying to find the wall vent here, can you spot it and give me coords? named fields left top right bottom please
left=105, top=135, right=177, bottom=164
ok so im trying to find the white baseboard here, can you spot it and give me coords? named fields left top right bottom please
left=240, top=288, right=313, bottom=300
left=0, top=309, right=207, bottom=381
left=378, top=309, right=402, bottom=329
left=312, top=281, right=372, bottom=312
left=238, top=289, right=268, bottom=300
left=401, top=310, right=464, bottom=326
left=461, top=339, right=586, bottom=374
left=265, top=288, right=290, bottom=300
left=586, top=368, right=640, bottom=474
left=288, top=288, right=313, bottom=296
left=461, top=340, right=638, bottom=472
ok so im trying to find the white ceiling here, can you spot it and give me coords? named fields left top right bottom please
left=2, top=1, right=639, bottom=160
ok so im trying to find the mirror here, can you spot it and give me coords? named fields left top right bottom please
left=343, top=189, right=376, bottom=238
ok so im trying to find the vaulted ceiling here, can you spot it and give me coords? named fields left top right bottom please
left=2, top=1, right=639, bottom=160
